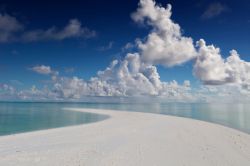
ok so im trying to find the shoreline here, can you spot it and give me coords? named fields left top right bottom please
left=1, top=108, right=250, bottom=165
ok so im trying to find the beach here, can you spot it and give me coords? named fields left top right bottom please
left=0, top=108, right=250, bottom=166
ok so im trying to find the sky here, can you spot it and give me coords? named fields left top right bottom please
left=0, top=0, right=250, bottom=102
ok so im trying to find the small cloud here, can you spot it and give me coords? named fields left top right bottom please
left=121, top=38, right=140, bottom=52
left=98, top=41, right=114, bottom=51
left=30, top=65, right=59, bottom=82
left=10, top=80, right=23, bottom=85
left=11, top=50, right=19, bottom=55
left=0, top=83, right=15, bottom=94
left=64, top=67, right=75, bottom=74
left=31, top=65, right=54, bottom=75
left=122, top=42, right=134, bottom=51
left=201, top=2, right=228, bottom=19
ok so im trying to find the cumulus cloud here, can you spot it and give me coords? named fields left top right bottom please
left=0, top=14, right=95, bottom=43
left=132, top=0, right=197, bottom=67
left=194, top=39, right=250, bottom=90
left=51, top=53, right=192, bottom=99
left=201, top=2, right=228, bottom=19
left=10, top=80, right=23, bottom=86
left=194, top=39, right=229, bottom=85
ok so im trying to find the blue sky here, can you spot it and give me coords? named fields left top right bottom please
left=0, top=0, right=250, bottom=101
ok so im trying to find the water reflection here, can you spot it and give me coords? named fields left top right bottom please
left=65, top=102, right=250, bottom=134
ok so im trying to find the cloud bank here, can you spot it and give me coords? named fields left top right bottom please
left=51, top=53, right=191, bottom=100
left=0, top=14, right=95, bottom=43
left=20, top=19, right=96, bottom=42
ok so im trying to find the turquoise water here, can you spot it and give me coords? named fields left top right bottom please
left=0, top=102, right=250, bottom=136
left=0, top=102, right=109, bottom=136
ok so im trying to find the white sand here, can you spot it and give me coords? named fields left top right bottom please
left=0, top=108, right=250, bottom=166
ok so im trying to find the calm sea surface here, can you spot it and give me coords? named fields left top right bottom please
left=0, top=102, right=109, bottom=136
left=0, top=102, right=250, bottom=136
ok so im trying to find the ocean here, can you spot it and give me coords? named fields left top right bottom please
left=0, top=102, right=250, bottom=136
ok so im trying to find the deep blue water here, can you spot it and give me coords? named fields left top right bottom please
left=0, top=102, right=250, bottom=136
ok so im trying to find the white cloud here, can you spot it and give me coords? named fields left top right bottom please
left=3, top=49, right=190, bottom=101
left=132, top=0, right=197, bottom=67
left=202, top=2, right=228, bottom=19
left=17, top=85, right=59, bottom=101
left=194, top=84, right=250, bottom=103
left=225, top=50, right=250, bottom=90
left=30, top=65, right=59, bottom=83
left=51, top=53, right=192, bottom=99
left=194, top=39, right=250, bottom=90
left=122, top=42, right=134, bottom=51
left=0, top=14, right=95, bottom=43
left=10, top=80, right=23, bottom=86
left=194, top=39, right=229, bottom=85
left=31, top=65, right=53, bottom=75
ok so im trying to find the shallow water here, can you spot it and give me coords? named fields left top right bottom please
left=0, top=102, right=109, bottom=136
left=0, top=102, right=250, bottom=136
